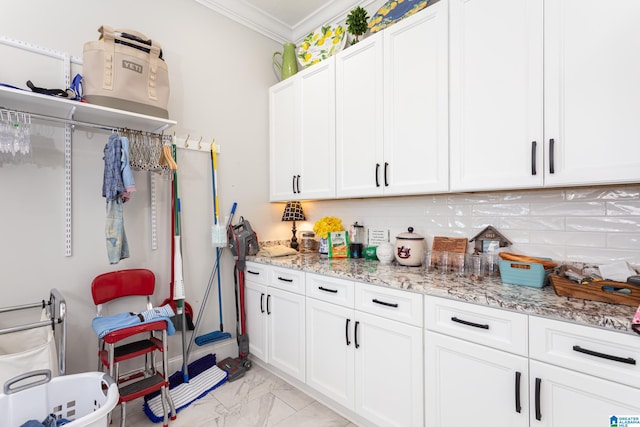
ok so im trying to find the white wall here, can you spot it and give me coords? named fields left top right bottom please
left=0, top=0, right=281, bottom=374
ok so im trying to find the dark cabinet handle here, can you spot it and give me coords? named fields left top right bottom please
left=247, top=270, right=260, bottom=275
left=296, top=175, right=301, bottom=194
left=535, top=377, right=542, bottom=421
left=384, top=162, right=389, bottom=186
left=345, top=318, right=351, bottom=346
left=515, top=371, right=522, bottom=413
left=373, top=298, right=398, bottom=308
left=266, top=294, right=271, bottom=315
left=277, top=276, right=293, bottom=283
left=451, top=316, right=489, bottom=330
left=531, top=141, right=537, bottom=175
left=292, top=175, right=296, bottom=194
left=355, top=320, right=360, bottom=349
left=573, top=345, right=636, bottom=365
left=549, top=139, right=555, bottom=174
left=319, top=286, right=338, bottom=293
left=375, top=163, right=380, bottom=187
left=260, top=293, right=265, bottom=313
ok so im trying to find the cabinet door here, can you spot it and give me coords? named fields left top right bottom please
left=336, top=34, right=384, bottom=198
left=383, top=0, right=449, bottom=195
left=267, top=287, right=306, bottom=382
left=425, top=331, right=529, bottom=427
left=245, top=280, right=268, bottom=362
left=306, top=298, right=355, bottom=410
left=298, top=59, right=336, bottom=199
left=530, top=360, right=640, bottom=427
left=354, top=311, right=423, bottom=427
left=269, top=78, right=300, bottom=201
left=449, top=0, right=544, bottom=191
left=544, top=0, right=640, bottom=186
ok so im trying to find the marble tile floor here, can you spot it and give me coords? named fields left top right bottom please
left=110, top=363, right=359, bottom=427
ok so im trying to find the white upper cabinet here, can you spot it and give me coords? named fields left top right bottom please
left=336, top=1, right=449, bottom=198
left=450, top=0, right=640, bottom=192
left=269, top=58, right=336, bottom=201
left=449, top=0, right=544, bottom=191
left=383, top=0, right=449, bottom=196
left=336, top=33, right=385, bottom=198
left=543, top=0, right=640, bottom=186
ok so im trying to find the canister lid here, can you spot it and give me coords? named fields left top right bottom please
left=396, top=227, right=424, bottom=240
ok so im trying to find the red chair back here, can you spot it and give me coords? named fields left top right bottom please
left=91, top=269, right=155, bottom=305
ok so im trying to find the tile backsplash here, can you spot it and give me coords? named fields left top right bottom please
left=299, top=184, right=640, bottom=266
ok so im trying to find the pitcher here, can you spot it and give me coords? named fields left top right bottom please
left=273, top=42, right=298, bottom=81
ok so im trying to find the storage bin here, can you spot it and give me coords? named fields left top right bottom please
left=499, top=259, right=551, bottom=288
left=0, top=370, right=119, bottom=427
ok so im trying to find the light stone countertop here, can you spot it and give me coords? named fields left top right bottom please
left=247, top=252, right=639, bottom=335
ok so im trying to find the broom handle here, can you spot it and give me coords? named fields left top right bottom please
left=185, top=203, right=237, bottom=362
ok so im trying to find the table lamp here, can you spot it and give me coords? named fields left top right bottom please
left=281, top=201, right=305, bottom=250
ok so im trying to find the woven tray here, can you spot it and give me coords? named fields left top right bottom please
left=549, top=274, right=640, bottom=307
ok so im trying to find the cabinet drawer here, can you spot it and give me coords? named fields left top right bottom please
left=529, top=316, right=640, bottom=388
left=245, top=261, right=268, bottom=285
left=425, top=296, right=528, bottom=356
left=306, top=273, right=354, bottom=308
left=354, top=282, right=423, bottom=327
left=269, top=266, right=305, bottom=294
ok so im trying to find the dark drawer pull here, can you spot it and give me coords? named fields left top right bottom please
left=266, top=294, right=271, bottom=315
left=247, top=270, right=260, bottom=275
left=515, top=371, right=522, bottom=413
left=277, top=276, right=293, bottom=283
left=373, top=298, right=398, bottom=308
left=531, top=141, right=537, bottom=175
left=355, top=320, right=360, bottom=349
left=451, top=316, right=489, bottom=330
left=375, top=163, right=380, bottom=187
left=345, top=318, right=351, bottom=346
left=535, top=377, right=542, bottom=421
left=572, top=345, right=636, bottom=365
left=260, top=293, right=265, bottom=313
left=319, top=286, right=338, bottom=294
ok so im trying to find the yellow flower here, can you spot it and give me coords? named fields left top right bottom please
left=317, top=37, right=326, bottom=46
left=313, top=216, right=345, bottom=239
left=301, top=41, right=310, bottom=50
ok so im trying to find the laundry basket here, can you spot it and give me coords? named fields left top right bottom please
left=0, top=370, right=119, bottom=427
left=0, top=289, right=66, bottom=385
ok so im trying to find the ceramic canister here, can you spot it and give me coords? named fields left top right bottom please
left=394, top=227, right=426, bottom=267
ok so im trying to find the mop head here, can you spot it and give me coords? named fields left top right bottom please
left=143, top=353, right=228, bottom=422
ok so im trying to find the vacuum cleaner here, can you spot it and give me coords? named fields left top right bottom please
left=216, top=216, right=259, bottom=381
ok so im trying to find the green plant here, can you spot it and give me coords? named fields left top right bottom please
left=346, top=6, right=369, bottom=44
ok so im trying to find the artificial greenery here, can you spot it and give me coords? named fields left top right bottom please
left=346, top=6, right=369, bottom=44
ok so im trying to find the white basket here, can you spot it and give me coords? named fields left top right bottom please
left=0, top=370, right=119, bottom=427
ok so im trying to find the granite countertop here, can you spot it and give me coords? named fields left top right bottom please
left=247, top=252, right=639, bottom=334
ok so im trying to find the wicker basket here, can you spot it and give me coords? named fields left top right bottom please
left=549, top=274, right=640, bottom=306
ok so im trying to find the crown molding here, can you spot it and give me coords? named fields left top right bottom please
left=194, top=0, right=380, bottom=44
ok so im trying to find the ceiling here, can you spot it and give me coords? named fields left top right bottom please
left=195, top=0, right=376, bottom=43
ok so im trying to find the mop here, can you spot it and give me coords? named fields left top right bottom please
left=194, top=141, right=232, bottom=345
left=143, top=354, right=227, bottom=422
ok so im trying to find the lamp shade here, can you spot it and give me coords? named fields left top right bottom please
left=281, top=201, right=305, bottom=222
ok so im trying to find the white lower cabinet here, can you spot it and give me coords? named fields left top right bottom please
left=244, top=262, right=305, bottom=382
left=425, top=296, right=529, bottom=427
left=529, top=360, right=640, bottom=427
left=529, top=316, right=640, bottom=426
left=306, top=273, right=423, bottom=427
left=425, top=331, right=529, bottom=427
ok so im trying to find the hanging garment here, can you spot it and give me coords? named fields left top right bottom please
left=102, top=133, right=125, bottom=201
left=103, top=134, right=130, bottom=263
left=105, top=198, right=129, bottom=264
